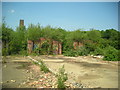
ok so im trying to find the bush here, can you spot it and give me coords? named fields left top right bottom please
left=2, top=48, right=8, bottom=56
left=63, top=46, right=89, bottom=57
left=63, top=49, right=77, bottom=57
left=57, top=65, right=68, bottom=89
left=93, top=47, right=104, bottom=55
left=76, top=46, right=89, bottom=56
left=103, top=46, right=118, bottom=61
left=19, top=50, right=28, bottom=56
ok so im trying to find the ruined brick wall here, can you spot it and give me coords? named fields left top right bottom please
left=73, top=42, right=79, bottom=49
left=27, top=40, right=33, bottom=54
left=58, top=42, right=62, bottom=54
left=78, top=42, right=83, bottom=47
left=27, top=37, right=62, bottom=54
left=52, top=40, right=59, bottom=54
left=39, top=37, right=47, bottom=47
left=73, top=42, right=83, bottom=49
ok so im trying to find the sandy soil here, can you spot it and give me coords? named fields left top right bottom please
left=32, top=55, right=119, bottom=88
left=2, top=55, right=119, bottom=88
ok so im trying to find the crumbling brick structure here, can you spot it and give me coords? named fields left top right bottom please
left=19, top=19, right=24, bottom=27
left=73, top=42, right=83, bottom=49
left=21, top=20, right=84, bottom=54
left=52, top=41, right=62, bottom=54
left=27, top=37, right=62, bottom=55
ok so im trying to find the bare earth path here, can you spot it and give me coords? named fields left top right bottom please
left=33, top=55, right=119, bottom=88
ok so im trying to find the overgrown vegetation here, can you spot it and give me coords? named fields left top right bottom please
left=39, top=60, right=50, bottom=73
left=2, top=20, right=120, bottom=61
left=57, top=65, right=68, bottom=89
left=32, top=59, right=50, bottom=73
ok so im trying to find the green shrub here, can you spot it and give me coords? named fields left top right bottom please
left=93, top=47, right=104, bottom=55
left=63, top=49, right=77, bottom=57
left=57, top=65, right=68, bottom=89
left=103, top=46, right=118, bottom=61
left=19, top=50, right=28, bottom=56
left=2, top=48, right=8, bottom=56
left=76, top=46, right=89, bottom=56
left=63, top=46, right=89, bottom=57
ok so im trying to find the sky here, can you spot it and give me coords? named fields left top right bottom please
left=2, top=2, right=118, bottom=31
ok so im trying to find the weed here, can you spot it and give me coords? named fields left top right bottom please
left=39, top=60, right=50, bottom=73
left=57, top=65, right=68, bottom=89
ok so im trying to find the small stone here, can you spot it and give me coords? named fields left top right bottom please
left=39, top=79, right=43, bottom=82
left=22, top=82, right=26, bottom=84
left=44, top=76, right=47, bottom=79
left=52, top=86, right=55, bottom=88
left=11, top=80, right=16, bottom=83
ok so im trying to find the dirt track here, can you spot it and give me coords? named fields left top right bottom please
left=33, top=55, right=119, bottom=88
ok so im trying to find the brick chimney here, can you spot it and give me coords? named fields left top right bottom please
left=19, top=19, right=24, bottom=27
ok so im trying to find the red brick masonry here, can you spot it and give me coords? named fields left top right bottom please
left=27, top=37, right=62, bottom=54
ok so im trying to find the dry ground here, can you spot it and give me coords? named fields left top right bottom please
left=2, top=55, right=119, bottom=88
left=32, top=55, right=119, bottom=88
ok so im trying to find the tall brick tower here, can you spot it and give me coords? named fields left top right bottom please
left=19, top=19, right=24, bottom=27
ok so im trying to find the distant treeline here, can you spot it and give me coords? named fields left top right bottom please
left=1, top=22, right=120, bottom=61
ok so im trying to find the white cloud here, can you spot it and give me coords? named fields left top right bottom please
left=11, top=9, right=15, bottom=13
left=8, top=9, right=15, bottom=13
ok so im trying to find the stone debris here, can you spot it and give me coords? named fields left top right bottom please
left=93, top=55, right=104, bottom=59
left=21, top=61, right=84, bottom=88
left=10, top=80, right=16, bottom=83
left=23, top=69, right=78, bottom=88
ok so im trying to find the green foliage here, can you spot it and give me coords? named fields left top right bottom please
left=32, top=59, right=50, bottom=73
left=27, top=24, right=41, bottom=41
left=93, top=47, right=104, bottom=55
left=103, top=46, right=118, bottom=61
left=39, top=60, right=50, bottom=73
left=19, top=50, right=28, bottom=56
left=2, top=20, right=119, bottom=61
left=64, top=46, right=89, bottom=57
left=57, top=65, right=68, bottom=89
left=76, top=46, right=89, bottom=56
left=84, top=41, right=96, bottom=52
left=71, top=30, right=84, bottom=42
left=102, top=29, right=119, bottom=40
left=87, top=29, right=101, bottom=42
left=63, top=49, right=77, bottom=57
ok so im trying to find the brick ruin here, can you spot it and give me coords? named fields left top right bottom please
left=19, top=19, right=24, bottom=27
left=27, top=38, right=62, bottom=54
left=73, top=42, right=84, bottom=49
left=19, top=20, right=83, bottom=55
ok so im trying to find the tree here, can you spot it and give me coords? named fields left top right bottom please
left=86, top=29, right=101, bottom=42
left=27, top=24, right=41, bottom=41
left=2, top=23, right=14, bottom=55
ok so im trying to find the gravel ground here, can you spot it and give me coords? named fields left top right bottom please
left=2, top=55, right=119, bottom=88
